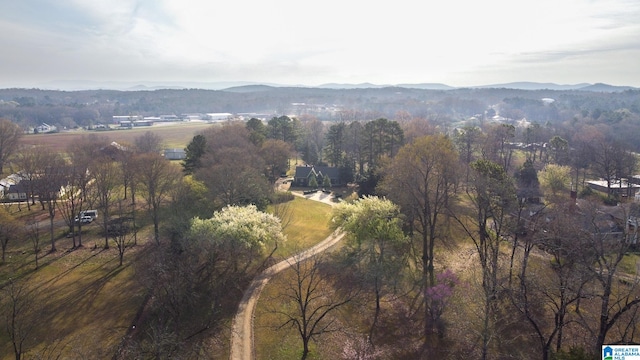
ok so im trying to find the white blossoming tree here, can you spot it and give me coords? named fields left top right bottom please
left=189, top=204, right=286, bottom=274
left=333, top=196, right=407, bottom=345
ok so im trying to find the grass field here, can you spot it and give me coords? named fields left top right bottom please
left=269, top=197, right=334, bottom=259
left=0, top=209, right=155, bottom=359
left=19, top=121, right=214, bottom=152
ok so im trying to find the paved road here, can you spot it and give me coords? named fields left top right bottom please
left=229, top=197, right=344, bottom=360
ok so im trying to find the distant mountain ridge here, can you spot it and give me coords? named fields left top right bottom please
left=9, top=80, right=639, bottom=93
left=468, top=81, right=637, bottom=92
left=578, top=83, right=637, bottom=92
left=317, top=82, right=456, bottom=90
left=470, top=82, right=592, bottom=91
left=225, top=82, right=637, bottom=93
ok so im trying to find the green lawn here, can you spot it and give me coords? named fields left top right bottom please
left=618, top=253, right=639, bottom=275
left=269, top=197, right=334, bottom=260
left=257, top=196, right=335, bottom=359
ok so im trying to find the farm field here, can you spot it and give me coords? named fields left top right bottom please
left=18, top=121, right=214, bottom=152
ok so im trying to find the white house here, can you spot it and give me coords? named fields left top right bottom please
left=35, top=123, right=57, bottom=133
left=0, top=174, right=21, bottom=198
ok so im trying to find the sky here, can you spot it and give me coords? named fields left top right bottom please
left=1, top=0, right=640, bottom=89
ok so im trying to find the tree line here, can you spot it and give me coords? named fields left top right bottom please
left=2, top=87, right=640, bottom=152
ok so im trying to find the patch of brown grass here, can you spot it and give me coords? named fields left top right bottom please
left=19, top=122, right=213, bottom=152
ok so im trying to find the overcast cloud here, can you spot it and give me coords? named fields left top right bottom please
left=1, top=0, right=639, bottom=88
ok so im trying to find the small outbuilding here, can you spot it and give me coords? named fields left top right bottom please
left=164, top=148, right=186, bottom=160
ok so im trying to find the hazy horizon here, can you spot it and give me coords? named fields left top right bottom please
left=6, top=79, right=631, bottom=92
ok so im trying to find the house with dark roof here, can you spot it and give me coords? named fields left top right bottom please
left=6, top=182, right=28, bottom=201
left=6, top=176, right=69, bottom=203
left=294, top=165, right=341, bottom=187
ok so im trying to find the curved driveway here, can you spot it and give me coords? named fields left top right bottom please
left=229, top=192, right=344, bottom=360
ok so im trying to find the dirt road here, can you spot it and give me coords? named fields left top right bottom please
left=228, top=228, right=345, bottom=360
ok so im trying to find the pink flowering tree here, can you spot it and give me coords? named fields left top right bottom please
left=426, top=269, right=459, bottom=338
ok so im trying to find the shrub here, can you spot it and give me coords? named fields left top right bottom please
left=578, top=186, right=592, bottom=198
left=271, top=191, right=295, bottom=204
left=552, top=346, right=592, bottom=360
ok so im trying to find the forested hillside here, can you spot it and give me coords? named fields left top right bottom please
left=1, top=87, right=639, bottom=150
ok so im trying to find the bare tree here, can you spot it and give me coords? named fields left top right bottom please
left=68, top=134, right=112, bottom=162
left=592, top=139, right=618, bottom=198
left=570, top=126, right=600, bottom=192
left=260, top=139, right=292, bottom=182
left=26, top=214, right=42, bottom=270
left=454, top=159, right=516, bottom=360
left=110, top=199, right=133, bottom=266
left=136, top=153, right=180, bottom=245
left=32, top=155, right=66, bottom=252
left=0, top=206, right=21, bottom=263
left=134, top=131, right=164, bottom=154
left=64, top=137, right=107, bottom=248
left=481, top=123, right=515, bottom=173
left=511, top=202, right=590, bottom=360
left=400, top=116, right=438, bottom=144
left=0, top=118, right=22, bottom=175
left=2, top=279, right=41, bottom=360
left=612, top=144, right=637, bottom=198
left=112, top=145, right=139, bottom=245
left=89, top=156, right=120, bottom=249
left=12, top=146, right=46, bottom=210
left=271, top=254, right=354, bottom=360
left=576, top=201, right=640, bottom=354
left=55, top=164, right=91, bottom=248
left=197, top=146, right=270, bottom=210
left=196, top=124, right=271, bottom=209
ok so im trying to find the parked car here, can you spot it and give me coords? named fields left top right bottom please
left=75, top=215, right=93, bottom=224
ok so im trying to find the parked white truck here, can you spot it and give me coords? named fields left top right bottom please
left=79, top=210, right=98, bottom=219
